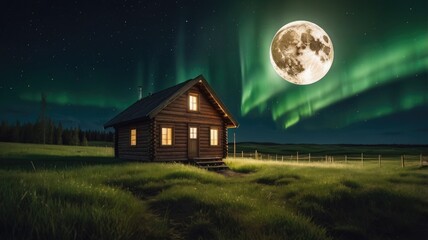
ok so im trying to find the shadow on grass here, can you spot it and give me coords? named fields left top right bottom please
left=108, top=179, right=172, bottom=200
left=149, top=196, right=241, bottom=239
left=0, top=154, right=127, bottom=170
left=255, top=174, right=301, bottom=186
left=294, top=188, right=428, bottom=240
left=232, top=164, right=260, bottom=173
left=388, top=172, right=428, bottom=186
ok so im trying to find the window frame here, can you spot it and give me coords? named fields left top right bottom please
left=210, top=127, right=219, bottom=146
left=189, top=126, right=198, bottom=139
left=130, top=128, right=137, bottom=146
left=160, top=126, right=174, bottom=146
left=188, top=93, right=199, bottom=112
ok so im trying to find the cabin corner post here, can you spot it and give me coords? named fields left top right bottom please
left=114, top=127, right=119, bottom=158
left=149, top=118, right=157, bottom=161
left=223, top=123, right=228, bottom=159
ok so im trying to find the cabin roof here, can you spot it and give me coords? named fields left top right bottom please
left=104, top=75, right=239, bottom=128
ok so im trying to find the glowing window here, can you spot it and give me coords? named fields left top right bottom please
left=210, top=128, right=218, bottom=146
left=130, top=129, right=137, bottom=146
left=189, top=127, right=197, bottom=139
left=161, top=127, right=173, bottom=145
left=189, top=94, right=198, bottom=111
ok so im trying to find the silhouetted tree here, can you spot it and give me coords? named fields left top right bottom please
left=0, top=121, right=7, bottom=142
left=46, top=119, right=54, bottom=144
left=0, top=119, right=113, bottom=145
left=33, top=121, right=43, bottom=144
left=69, top=127, right=80, bottom=146
left=55, top=123, right=63, bottom=145
left=81, top=133, right=88, bottom=146
left=62, top=129, right=71, bottom=145
left=37, top=93, right=47, bottom=144
left=11, top=121, right=20, bottom=142
left=22, top=123, right=33, bottom=143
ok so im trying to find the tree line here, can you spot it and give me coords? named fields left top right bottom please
left=0, top=120, right=113, bottom=146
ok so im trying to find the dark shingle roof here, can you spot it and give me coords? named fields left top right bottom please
left=104, top=75, right=238, bottom=128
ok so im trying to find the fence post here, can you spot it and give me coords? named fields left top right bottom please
left=276, top=154, right=278, bottom=161
left=420, top=154, right=423, bottom=166
left=378, top=155, right=381, bottom=167
left=325, top=155, right=328, bottom=163
left=401, top=155, right=404, bottom=168
left=255, top=150, right=258, bottom=160
left=309, top=153, right=311, bottom=163
left=361, top=153, right=364, bottom=166
left=345, top=155, right=347, bottom=163
left=233, top=132, right=236, bottom=160
left=282, top=155, right=284, bottom=161
left=297, top=152, right=299, bottom=163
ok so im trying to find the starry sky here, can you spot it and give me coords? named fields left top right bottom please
left=1, top=0, right=427, bottom=144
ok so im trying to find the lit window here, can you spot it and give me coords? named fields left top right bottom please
left=189, top=94, right=198, bottom=111
left=130, top=129, right=137, bottom=146
left=210, top=128, right=218, bottom=146
left=161, top=127, right=172, bottom=145
left=190, top=127, right=197, bottom=139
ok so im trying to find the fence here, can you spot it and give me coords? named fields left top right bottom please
left=228, top=150, right=428, bottom=168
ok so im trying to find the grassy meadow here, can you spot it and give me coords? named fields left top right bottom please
left=0, top=142, right=427, bottom=240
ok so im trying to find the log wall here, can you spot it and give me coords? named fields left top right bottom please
left=114, top=84, right=229, bottom=162
left=116, top=121, right=151, bottom=161
left=154, top=85, right=226, bottom=161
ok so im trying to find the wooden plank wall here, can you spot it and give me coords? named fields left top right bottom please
left=155, top=85, right=225, bottom=161
left=197, top=124, right=223, bottom=158
left=117, top=121, right=151, bottom=161
left=222, top=122, right=228, bottom=158
left=155, top=122, right=188, bottom=161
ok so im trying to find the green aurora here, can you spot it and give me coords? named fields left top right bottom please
left=273, top=31, right=428, bottom=129
left=1, top=0, right=427, bottom=143
left=240, top=16, right=427, bottom=129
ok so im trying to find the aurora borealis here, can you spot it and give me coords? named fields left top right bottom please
left=1, top=0, right=427, bottom=144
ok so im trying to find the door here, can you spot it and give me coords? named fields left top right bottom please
left=188, top=126, right=199, bottom=159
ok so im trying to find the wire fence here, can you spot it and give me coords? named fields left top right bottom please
left=228, top=150, right=428, bottom=167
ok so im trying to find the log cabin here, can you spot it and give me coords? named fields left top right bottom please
left=104, top=75, right=238, bottom=167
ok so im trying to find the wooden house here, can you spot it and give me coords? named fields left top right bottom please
left=104, top=75, right=238, bottom=165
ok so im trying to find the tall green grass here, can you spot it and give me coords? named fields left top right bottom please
left=0, top=142, right=117, bottom=170
left=0, top=142, right=427, bottom=239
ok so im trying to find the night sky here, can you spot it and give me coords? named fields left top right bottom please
left=1, top=0, right=427, bottom=144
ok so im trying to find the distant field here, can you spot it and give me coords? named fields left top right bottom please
left=0, top=142, right=427, bottom=240
left=229, top=142, right=428, bottom=156
left=0, top=142, right=116, bottom=170
left=88, top=141, right=114, bottom=147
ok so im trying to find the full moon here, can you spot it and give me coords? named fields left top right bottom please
left=270, top=20, right=334, bottom=85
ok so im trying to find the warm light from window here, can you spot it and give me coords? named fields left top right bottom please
left=162, top=127, right=172, bottom=145
left=210, top=128, right=218, bottom=146
left=190, top=127, right=197, bottom=139
left=189, top=94, right=198, bottom=111
left=130, top=129, right=137, bottom=146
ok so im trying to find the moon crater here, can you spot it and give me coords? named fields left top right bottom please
left=270, top=21, right=334, bottom=85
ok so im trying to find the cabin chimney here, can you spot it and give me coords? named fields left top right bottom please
left=138, top=86, right=143, bottom=100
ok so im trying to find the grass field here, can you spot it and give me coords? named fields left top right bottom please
left=1, top=142, right=427, bottom=240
